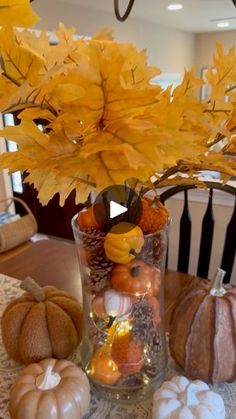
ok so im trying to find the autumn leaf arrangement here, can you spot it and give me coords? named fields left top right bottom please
left=0, top=0, right=235, bottom=207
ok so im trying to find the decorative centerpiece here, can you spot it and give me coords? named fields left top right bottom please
left=0, top=0, right=235, bottom=403
left=72, top=198, right=169, bottom=401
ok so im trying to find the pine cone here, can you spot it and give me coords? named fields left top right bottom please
left=81, top=228, right=106, bottom=250
left=132, top=299, right=154, bottom=345
left=85, top=245, right=114, bottom=293
left=88, top=318, right=107, bottom=344
left=142, top=331, right=162, bottom=377
left=88, top=245, right=113, bottom=273
left=117, top=373, right=143, bottom=387
left=85, top=269, right=110, bottom=293
left=140, top=235, right=165, bottom=266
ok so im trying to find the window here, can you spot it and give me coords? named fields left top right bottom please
left=3, top=113, right=23, bottom=193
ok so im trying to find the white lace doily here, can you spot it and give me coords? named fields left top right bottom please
left=0, top=273, right=235, bottom=419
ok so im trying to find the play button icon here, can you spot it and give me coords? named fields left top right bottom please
left=93, top=184, right=142, bottom=232
left=110, top=201, right=128, bottom=219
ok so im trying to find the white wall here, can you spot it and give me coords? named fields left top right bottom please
left=33, top=0, right=195, bottom=74
left=195, top=30, right=236, bottom=76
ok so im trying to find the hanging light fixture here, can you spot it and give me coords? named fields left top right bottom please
left=114, top=0, right=136, bottom=22
left=232, top=0, right=236, bottom=6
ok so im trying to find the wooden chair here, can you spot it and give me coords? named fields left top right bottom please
left=160, top=182, right=236, bottom=283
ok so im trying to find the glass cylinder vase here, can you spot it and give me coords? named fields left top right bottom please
left=71, top=211, right=168, bottom=402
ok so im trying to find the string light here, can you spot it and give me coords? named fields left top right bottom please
left=115, top=319, right=132, bottom=336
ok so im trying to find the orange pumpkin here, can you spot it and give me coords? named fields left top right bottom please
left=1, top=277, right=83, bottom=364
left=77, top=205, right=100, bottom=230
left=89, top=345, right=121, bottom=385
left=9, top=358, right=90, bottom=419
left=104, top=222, right=144, bottom=264
left=111, top=334, right=144, bottom=375
left=110, top=259, right=161, bottom=297
left=138, top=197, right=169, bottom=234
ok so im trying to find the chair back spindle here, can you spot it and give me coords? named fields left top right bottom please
left=197, top=188, right=214, bottom=279
left=178, top=190, right=191, bottom=273
left=221, top=197, right=236, bottom=282
left=160, top=182, right=236, bottom=283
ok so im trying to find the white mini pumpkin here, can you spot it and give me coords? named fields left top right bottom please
left=92, top=289, right=133, bottom=319
left=103, top=289, right=133, bottom=318
left=153, top=376, right=225, bottom=419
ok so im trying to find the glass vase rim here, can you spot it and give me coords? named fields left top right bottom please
left=71, top=212, right=170, bottom=239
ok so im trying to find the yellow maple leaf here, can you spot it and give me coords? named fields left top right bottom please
left=92, top=28, right=114, bottom=41
left=173, top=67, right=203, bottom=97
left=0, top=73, right=18, bottom=109
left=0, top=0, right=39, bottom=27
left=206, top=44, right=236, bottom=102
left=0, top=121, right=95, bottom=205
left=0, top=27, right=235, bottom=205
left=0, top=26, right=45, bottom=86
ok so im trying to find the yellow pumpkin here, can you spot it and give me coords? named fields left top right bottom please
left=1, top=277, right=83, bottom=364
left=9, top=358, right=90, bottom=419
left=104, top=222, right=144, bottom=264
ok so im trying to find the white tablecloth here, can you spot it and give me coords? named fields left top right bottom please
left=0, top=273, right=236, bottom=419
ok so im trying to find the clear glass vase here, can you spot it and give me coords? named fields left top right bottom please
left=71, top=211, right=168, bottom=402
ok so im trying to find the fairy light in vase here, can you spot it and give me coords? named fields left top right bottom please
left=85, top=363, right=92, bottom=375
left=108, top=360, right=119, bottom=372
left=116, top=319, right=132, bottom=336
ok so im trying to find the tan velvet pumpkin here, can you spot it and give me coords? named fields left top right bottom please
left=9, top=358, right=90, bottom=419
left=169, top=270, right=236, bottom=383
left=1, top=277, right=83, bottom=364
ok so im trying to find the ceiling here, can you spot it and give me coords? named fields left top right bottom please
left=59, top=0, right=236, bottom=33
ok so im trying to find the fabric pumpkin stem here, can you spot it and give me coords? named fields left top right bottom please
left=20, top=276, right=45, bottom=302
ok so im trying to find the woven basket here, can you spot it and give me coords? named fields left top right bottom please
left=0, top=197, right=38, bottom=253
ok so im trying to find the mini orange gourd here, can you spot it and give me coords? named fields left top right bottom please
left=110, top=259, right=161, bottom=297
left=1, top=277, right=83, bottom=364
left=104, top=222, right=144, bottom=264
left=77, top=205, right=100, bottom=230
left=89, top=345, right=121, bottom=385
left=9, top=358, right=90, bottom=419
